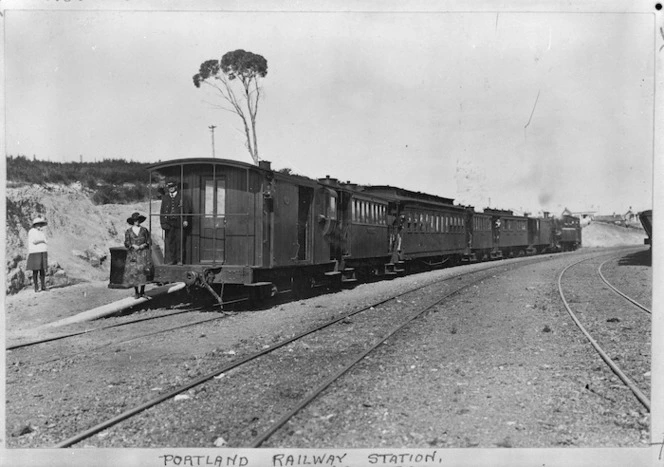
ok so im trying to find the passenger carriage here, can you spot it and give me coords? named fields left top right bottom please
left=361, top=186, right=467, bottom=270
left=110, top=158, right=347, bottom=301
left=483, top=209, right=529, bottom=259
left=464, top=209, right=493, bottom=261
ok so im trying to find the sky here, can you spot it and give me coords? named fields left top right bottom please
left=3, top=1, right=658, bottom=216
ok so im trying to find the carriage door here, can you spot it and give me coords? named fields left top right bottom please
left=201, top=177, right=226, bottom=262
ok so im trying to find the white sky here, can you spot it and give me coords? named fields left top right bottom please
left=4, top=1, right=657, bottom=215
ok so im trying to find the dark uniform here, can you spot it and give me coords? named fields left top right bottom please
left=160, top=183, right=192, bottom=264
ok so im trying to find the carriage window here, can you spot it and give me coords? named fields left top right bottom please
left=328, top=193, right=337, bottom=218
left=205, top=179, right=226, bottom=218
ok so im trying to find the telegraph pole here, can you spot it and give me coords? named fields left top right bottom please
left=208, top=125, right=217, bottom=158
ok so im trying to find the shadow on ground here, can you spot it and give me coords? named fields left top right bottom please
left=617, top=248, right=651, bottom=267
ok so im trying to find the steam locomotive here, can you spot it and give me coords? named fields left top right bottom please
left=109, top=158, right=582, bottom=304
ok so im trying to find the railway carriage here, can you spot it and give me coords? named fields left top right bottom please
left=464, top=209, right=493, bottom=261
left=328, top=181, right=393, bottom=279
left=112, top=158, right=349, bottom=301
left=482, top=209, right=530, bottom=258
left=361, top=186, right=468, bottom=270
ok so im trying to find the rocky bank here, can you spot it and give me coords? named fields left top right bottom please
left=5, top=183, right=164, bottom=295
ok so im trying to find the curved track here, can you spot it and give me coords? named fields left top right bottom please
left=557, top=248, right=651, bottom=411
left=597, top=255, right=651, bottom=315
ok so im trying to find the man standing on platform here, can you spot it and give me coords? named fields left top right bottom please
left=160, top=179, right=192, bottom=264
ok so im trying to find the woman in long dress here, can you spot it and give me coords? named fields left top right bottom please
left=124, top=212, right=152, bottom=298
left=26, top=217, right=49, bottom=293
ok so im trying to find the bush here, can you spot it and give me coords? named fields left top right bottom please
left=91, top=184, right=150, bottom=205
left=7, top=155, right=152, bottom=205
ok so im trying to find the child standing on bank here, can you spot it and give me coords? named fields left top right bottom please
left=27, top=217, right=49, bottom=293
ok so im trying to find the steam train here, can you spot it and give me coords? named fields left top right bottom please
left=109, top=158, right=582, bottom=304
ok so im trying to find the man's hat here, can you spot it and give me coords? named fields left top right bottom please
left=166, top=179, right=178, bottom=188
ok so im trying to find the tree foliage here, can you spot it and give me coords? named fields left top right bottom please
left=193, top=49, right=268, bottom=165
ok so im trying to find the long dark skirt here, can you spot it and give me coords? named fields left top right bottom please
left=26, top=252, right=48, bottom=271
left=125, top=248, right=152, bottom=286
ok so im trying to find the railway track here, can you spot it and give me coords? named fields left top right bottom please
left=597, top=253, right=651, bottom=315
left=52, top=254, right=560, bottom=448
left=557, top=247, right=651, bottom=411
left=8, top=247, right=649, bottom=449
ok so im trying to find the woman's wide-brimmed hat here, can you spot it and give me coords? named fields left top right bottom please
left=32, top=216, right=47, bottom=227
left=127, top=212, right=147, bottom=225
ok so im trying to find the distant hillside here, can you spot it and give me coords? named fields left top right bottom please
left=6, top=155, right=152, bottom=204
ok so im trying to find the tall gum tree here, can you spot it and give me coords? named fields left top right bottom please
left=193, top=50, right=268, bottom=164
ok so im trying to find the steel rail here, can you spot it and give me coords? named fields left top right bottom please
left=30, top=314, right=235, bottom=366
left=597, top=255, right=651, bottom=314
left=6, top=308, right=196, bottom=351
left=557, top=254, right=651, bottom=412
left=248, top=279, right=478, bottom=447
